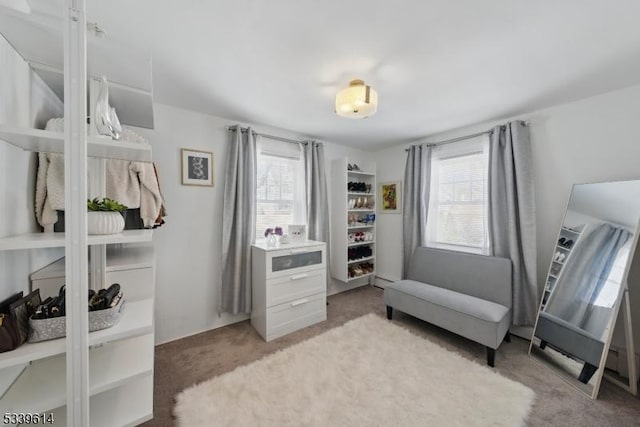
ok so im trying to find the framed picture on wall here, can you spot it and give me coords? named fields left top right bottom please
left=379, top=181, right=402, bottom=214
left=181, top=148, right=214, bottom=186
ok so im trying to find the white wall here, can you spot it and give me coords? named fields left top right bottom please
left=0, top=35, right=64, bottom=301
left=134, top=104, right=373, bottom=344
left=373, top=83, right=640, bottom=354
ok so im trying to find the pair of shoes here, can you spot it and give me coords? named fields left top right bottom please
left=348, top=246, right=373, bottom=261
left=347, top=163, right=361, bottom=171
left=348, top=231, right=374, bottom=242
left=553, top=252, right=566, bottom=263
left=558, top=238, right=574, bottom=249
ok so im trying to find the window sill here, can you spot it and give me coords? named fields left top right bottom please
left=425, top=242, right=489, bottom=256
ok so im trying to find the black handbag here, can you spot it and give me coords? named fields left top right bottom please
left=9, top=289, right=41, bottom=344
left=0, top=292, right=24, bottom=352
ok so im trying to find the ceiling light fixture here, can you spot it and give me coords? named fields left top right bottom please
left=335, top=79, right=378, bottom=119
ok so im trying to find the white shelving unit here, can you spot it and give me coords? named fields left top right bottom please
left=0, top=4, right=156, bottom=426
left=541, top=225, right=586, bottom=308
left=330, top=158, right=377, bottom=284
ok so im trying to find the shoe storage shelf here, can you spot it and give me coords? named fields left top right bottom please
left=540, top=225, right=586, bottom=308
left=0, top=5, right=155, bottom=426
left=330, top=157, right=376, bottom=284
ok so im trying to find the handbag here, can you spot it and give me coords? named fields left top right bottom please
left=9, top=289, right=41, bottom=344
left=0, top=292, right=23, bottom=352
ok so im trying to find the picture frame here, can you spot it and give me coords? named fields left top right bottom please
left=288, top=224, right=307, bottom=242
left=379, top=181, right=402, bottom=214
left=181, top=148, right=214, bottom=186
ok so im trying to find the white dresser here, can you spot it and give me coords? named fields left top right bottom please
left=252, top=240, right=327, bottom=341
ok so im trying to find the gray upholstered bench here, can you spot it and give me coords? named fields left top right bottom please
left=384, top=247, right=512, bottom=367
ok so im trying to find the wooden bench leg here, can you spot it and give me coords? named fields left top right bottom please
left=487, top=347, right=496, bottom=367
left=386, top=306, right=393, bottom=320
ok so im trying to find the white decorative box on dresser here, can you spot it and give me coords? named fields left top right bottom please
left=252, top=240, right=327, bottom=341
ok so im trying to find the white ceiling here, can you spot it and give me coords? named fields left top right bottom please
left=9, top=1, right=640, bottom=149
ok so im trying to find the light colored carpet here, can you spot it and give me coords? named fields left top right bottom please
left=174, top=313, right=535, bottom=426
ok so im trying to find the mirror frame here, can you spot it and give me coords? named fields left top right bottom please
left=528, top=180, right=640, bottom=399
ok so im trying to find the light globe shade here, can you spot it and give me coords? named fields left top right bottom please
left=335, top=79, right=378, bottom=119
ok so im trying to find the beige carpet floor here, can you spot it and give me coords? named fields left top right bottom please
left=142, top=286, right=640, bottom=427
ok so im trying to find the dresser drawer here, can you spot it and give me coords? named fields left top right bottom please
left=265, top=292, right=326, bottom=341
left=266, top=269, right=325, bottom=307
left=266, top=245, right=325, bottom=279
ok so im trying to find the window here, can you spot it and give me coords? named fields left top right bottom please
left=255, top=138, right=306, bottom=240
left=426, top=136, right=490, bottom=254
left=592, top=238, right=631, bottom=308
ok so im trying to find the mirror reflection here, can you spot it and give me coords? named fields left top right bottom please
left=531, top=180, right=640, bottom=397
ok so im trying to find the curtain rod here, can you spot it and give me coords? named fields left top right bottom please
left=404, top=121, right=529, bottom=152
left=226, top=126, right=306, bottom=146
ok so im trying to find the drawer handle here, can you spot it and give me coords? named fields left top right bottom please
left=290, top=298, right=309, bottom=307
left=290, top=273, right=309, bottom=281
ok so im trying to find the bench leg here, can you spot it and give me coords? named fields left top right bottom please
left=540, top=340, right=547, bottom=350
left=578, top=363, right=598, bottom=384
left=386, top=306, right=393, bottom=320
left=504, top=332, right=511, bottom=343
left=487, top=347, right=496, bottom=367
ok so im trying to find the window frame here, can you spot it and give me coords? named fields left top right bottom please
left=424, top=135, right=490, bottom=255
left=254, top=138, right=307, bottom=242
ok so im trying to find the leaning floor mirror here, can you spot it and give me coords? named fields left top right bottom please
left=529, top=180, right=640, bottom=399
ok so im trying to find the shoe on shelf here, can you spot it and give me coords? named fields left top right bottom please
left=352, top=164, right=360, bottom=171
left=347, top=164, right=353, bottom=171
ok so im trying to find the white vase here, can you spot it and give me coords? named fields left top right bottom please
left=88, top=211, right=125, bottom=235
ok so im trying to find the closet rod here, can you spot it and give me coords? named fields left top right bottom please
left=404, top=121, right=529, bottom=152
left=226, top=126, right=306, bottom=146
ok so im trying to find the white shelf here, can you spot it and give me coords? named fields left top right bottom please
left=48, top=374, right=154, bottom=427
left=348, top=272, right=376, bottom=282
left=0, top=298, right=153, bottom=370
left=348, top=256, right=375, bottom=265
left=348, top=240, right=375, bottom=247
left=0, top=334, right=153, bottom=415
left=0, top=125, right=152, bottom=162
left=347, top=170, right=375, bottom=176
left=347, top=192, right=374, bottom=196
left=556, top=245, right=571, bottom=251
left=348, top=209, right=375, bottom=212
left=0, top=229, right=152, bottom=251
left=30, top=244, right=154, bottom=281
left=347, top=224, right=375, bottom=229
left=561, top=227, right=581, bottom=235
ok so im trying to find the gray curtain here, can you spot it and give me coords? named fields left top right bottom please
left=220, top=125, right=257, bottom=314
left=488, top=121, right=537, bottom=325
left=304, top=141, right=329, bottom=244
left=545, top=223, right=630, bottom=337
left=402, top=144, right=432, bottom=279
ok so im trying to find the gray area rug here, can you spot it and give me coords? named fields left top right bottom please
left=174, top=313, right=534, bottom=426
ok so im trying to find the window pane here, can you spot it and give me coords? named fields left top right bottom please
left=439, top=183, right=454, bottom=202
left=454, top=182, right=471, bottom=202
left=471, top=180, right=484, bottom=202
left=436, top=204, right=485, bottom=247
